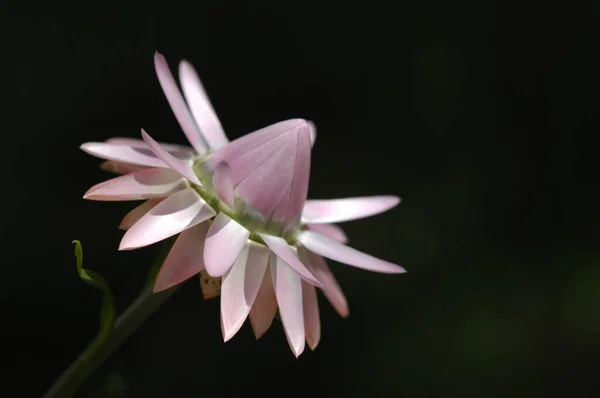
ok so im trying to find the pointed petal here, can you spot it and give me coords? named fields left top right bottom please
left=81, top=142, right=167, bottom=168
left=299, top=230, right=405, bottom=274
left=204, top=213, right=250, bottom=277
left=221, top=241, right=269, bottom=341
left=154, top=53, right=208, bottom=154
left=302, top=281, right=321, bottom=350
left=306, top=223, right=348, bottom=244
left=106, top=137, right=195, bottom=156
left=119, top=187, right=216, bottom=250
left=307, top=120, right=317, bottom=146
left=141, top=129, right=202, bottom=186
left=179, top=60, right=229, bottom=150
left=299, top=248, right=349, bottom=318
left=259, top=233, right=322, bottom=287
left=302, top=196, right=401, bottom=224
left=153, top=223, right=209, bottom=292
left=119, top=199, right=163, bottom=230
left=249, top=266, right=277, bottom=338
left=271, top=254, right=305, bottom=357
left=100, top=161, right=148, bottom=175
left=210, top=119, right=311, bottom=227
left=83, top=168, right=186, bottom=201
left=213, top=161, right=235, bottom=208
left=199, top=269, right=222, bottom=299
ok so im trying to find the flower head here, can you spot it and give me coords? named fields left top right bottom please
left=81, top=53, right=405, bottom=357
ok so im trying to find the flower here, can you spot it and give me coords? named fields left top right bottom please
left=81, top=54, right=405, bottom=357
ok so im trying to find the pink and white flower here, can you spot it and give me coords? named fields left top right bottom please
left=81, top=54, right=405, bottom=357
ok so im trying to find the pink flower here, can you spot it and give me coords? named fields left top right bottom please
left=81, top=54, right=405, bottom=357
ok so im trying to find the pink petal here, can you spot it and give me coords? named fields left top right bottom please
left=271, top=254, right=305, bottom=357
left=306, top=223, right=348, bottom=244
left=249, top=266, right=277, bottom=338
left=119, top=187, right=216, bottom=250
left=298, top=230, right=406, bottom=274
left=80, top=142, right=167, bottom=168
left=302, top=281, right=321, bottom=350
left=179, top=60, right=229, bottom=150
left=299, top=248, right=349, bottom=318
left=100, top=161, right=148, bottom=175
left=302, top=196, right=401, bottom=224
left=83, top=168, right=186, bottom=201
left=259, top=233, right=322, bottom=287
left=153, top=222, right=209, bottom=292
left=154, top=53, right=208, bottom=154
left=119, top=198, right=163, bottom=230
left=203, top=212, right=250, bottom=277
left=141, top=129, right=202, bottom=186
left=307, top=120, right=317, bottom=146
left=221, top=241, right=269, bottom=341
left=199, top=269, right=222, bottom=299
left=209, top=119, right=311, bottom=228
left=212, top=161, right=235, bottom=209
left=106, top=137, right=195, bottom=156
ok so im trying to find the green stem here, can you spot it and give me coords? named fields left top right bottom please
left=43, top=241, right=177, bottom=398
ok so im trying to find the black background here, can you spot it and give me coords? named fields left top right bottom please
left=2, top=1, right=600, bottom=397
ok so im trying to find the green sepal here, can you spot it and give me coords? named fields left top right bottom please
left=72, top=240, right=116, bottom=355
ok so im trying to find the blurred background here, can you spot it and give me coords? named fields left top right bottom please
left=2, top=1, right=599, bottom=397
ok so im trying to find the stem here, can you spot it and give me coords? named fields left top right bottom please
left=43, top=240, right=177, bottom=398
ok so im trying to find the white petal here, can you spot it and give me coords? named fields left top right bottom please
left=154, top=53, right=208, bottom=154
left=212, top=161, right=235, bottom=208
left=141, top=129, right=202, bottom=186
left=221, top=241, right=269, bottom=341
left=119, top=187, right=216, bottom=250
left=271, top=254, right=305, bottom=357
left=179, top=60, right=229, bottom=150
left=302, top=281, right=321, bottom=350
left=119, top=199, right=163, bottom=230
left=306, top=223, right=348, bottom=243
left=298, top=230, right=406, bottom=274
left=106, top=137, right=195, bottom=155
left=302, top=196, right=401, bottom=224
left=204, top=213, right=250, bottom=277
left=307, top=120, right=317, bottom=146
left=83, top=168, right=186, bottom=201
left=249, top=266, right=277, bottom=339
left=259, top=233, right=322, bottom=287
left=81, top=142, right=167, bottom=168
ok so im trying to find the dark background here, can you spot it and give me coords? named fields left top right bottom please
left=2, top=1, right=599, bottom=397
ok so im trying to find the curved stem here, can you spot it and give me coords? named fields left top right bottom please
left=43, top=239, right=177, bottom=398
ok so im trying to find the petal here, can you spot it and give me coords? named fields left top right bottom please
left=221, top=241, right=269, bottom=341
left=141, top=129, right=202, bottom=186
left=249, top=265, right=277, bottom=339
left=179, top=60, right=229, bottom=150
left=306, top=223, right=348, bottom=244
left=212, top=161, right=235, bottom=209
left=153, top=222, right=210, bottom=292
left=307, top=120, right=317, bottom=146
left=83, top=168, right=186, bottom=201
left=271, top=254, right=305, bottom=357
left=299, top=248, right=349, bottom=318
left=302, top=196, right=401, bottom=224
left=80, top=142, right=167, bottom=168
left=298, top=230, right=406, bottom=274
left=154, top=53, right=208, bottom=154
left=100, top=161, right=148, bottom=175
left=302, top=281, right=321, bottom=350
left=119, top=187, right=216, bottom=250
left=210, top=119, right=311, bottom=227
left=203, top=212, right=250, bottom=277
left=199, top=269, right=222, bottom=299
left=259, top=233, right=322, bottom=287
left=119, top=198, right=163, bottom=230
left=106, top=137, right=195, bottom=156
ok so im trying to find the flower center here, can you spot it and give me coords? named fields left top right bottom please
left=190, top=157, right=300, bottom=246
